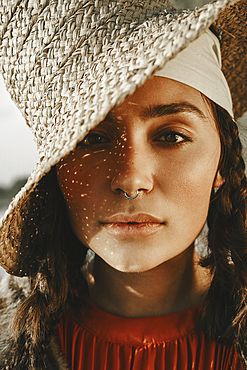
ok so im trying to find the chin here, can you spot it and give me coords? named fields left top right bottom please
left=105, top=257, right=159, bottom=274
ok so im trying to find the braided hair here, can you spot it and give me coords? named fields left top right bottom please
left=201, top=98, right=247, bottom=367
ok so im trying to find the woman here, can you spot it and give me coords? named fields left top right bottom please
left=0, top=0, right=247, bottom=369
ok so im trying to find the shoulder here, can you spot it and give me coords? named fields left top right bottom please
left=0, top=272, right=68, bottom=369
left=0, top=271, right=31, bottom=365
left=0, top=270, right=31, bottom=300
left=0, top=271, right=31, bottom=327
left=0, top=270, right=31, bottom=322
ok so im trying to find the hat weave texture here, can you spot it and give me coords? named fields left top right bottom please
left=0, top=0, right=246, bottom=275
left=215, top=0, right=247, bottom=119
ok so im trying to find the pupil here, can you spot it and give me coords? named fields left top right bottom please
left=166, top=133, right=177, bottom=142
left=90, top=134, right=102, bottom=144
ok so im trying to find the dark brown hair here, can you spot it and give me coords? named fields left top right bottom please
left=201, top=98, right=247, bottom=367
left=4, top=100, right=247, bottom=369
left=3, top=170, right=88, bottom=368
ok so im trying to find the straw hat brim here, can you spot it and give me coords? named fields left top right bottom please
left=0, top=0, right=246, bottom=276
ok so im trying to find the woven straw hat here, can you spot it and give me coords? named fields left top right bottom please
left=0, top=0, right=246, bottom=276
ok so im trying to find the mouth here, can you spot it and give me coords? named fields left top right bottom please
left=101, top=213, right=165, bottom=237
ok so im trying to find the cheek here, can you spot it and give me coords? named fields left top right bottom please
left=156, top=137, right=220, bottom=207
left=166, top=148, right=220, bottom=224
left=187, top=149, right=220, bottom=194
left=57, top=162, right=87, bottom=203
left=56, top=161, right=94, bottom=243
left=56, top=155, right=115, bottom=242
left=56, top=147, right=121, bottom=206
left=57, top=167, right=96, bottom=211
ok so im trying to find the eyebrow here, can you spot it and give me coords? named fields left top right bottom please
left=140, top=102, right=206, bottom=120
left=104, top=102, right=206, bottom=124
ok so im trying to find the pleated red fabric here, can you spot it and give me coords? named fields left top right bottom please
left=57, top=301, right=243, bottom=370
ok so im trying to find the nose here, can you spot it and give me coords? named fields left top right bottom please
left=110, top=146, right=154, bottom=197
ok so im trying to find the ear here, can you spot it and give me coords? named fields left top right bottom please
left=213, top=171, right=224, bottom=188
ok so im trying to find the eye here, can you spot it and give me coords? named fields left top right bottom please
left=156, top=131, right=187, bottom=144
left=77, top=132, right=110, bottom=147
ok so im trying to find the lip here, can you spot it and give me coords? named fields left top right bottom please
left=102, top=213, right=165, bottom=237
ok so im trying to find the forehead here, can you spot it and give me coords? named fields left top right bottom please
left=108, top=77, right=214, bottom=123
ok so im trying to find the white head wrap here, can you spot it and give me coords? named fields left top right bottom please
left=155, top=30, right=233, bottom=118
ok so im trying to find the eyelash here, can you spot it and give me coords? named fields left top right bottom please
left=77, top=130, right=190, bottom=148
left=77, top=132, right=110, bottom=147
left=155, top=131, right=190, bottom=146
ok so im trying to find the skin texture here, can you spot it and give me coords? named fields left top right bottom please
left=57, top=77, right=223, bottom=317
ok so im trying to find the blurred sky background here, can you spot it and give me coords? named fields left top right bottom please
left=0, top=74, right=38, bottom=187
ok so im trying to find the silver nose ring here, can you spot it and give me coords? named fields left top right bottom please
left=122, top=190, right=139, bottom=200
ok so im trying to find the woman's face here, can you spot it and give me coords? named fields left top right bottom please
left=57, top=77, right=223, bottom=272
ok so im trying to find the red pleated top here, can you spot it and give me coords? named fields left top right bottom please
left=57, top=301, right=243, bottom=370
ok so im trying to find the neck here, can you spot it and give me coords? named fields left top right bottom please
left=84, top=245, right=211, bottom=318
